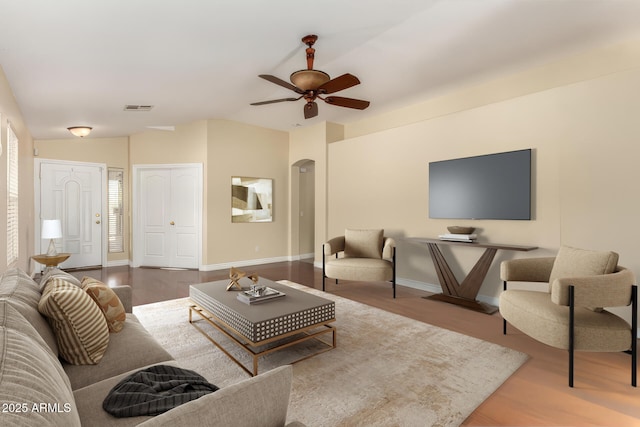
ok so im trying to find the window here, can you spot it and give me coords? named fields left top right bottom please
left=107, top=168, right=124, bottom=253
left=7, top=123, right=18, bottom=267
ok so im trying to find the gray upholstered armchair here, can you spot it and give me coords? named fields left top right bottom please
left=322, top=229, right=396, bottom=298
left=500, top=246, right=637, bottom=387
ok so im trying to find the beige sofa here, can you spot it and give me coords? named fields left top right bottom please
left=0, top=268, right=303, bottom=426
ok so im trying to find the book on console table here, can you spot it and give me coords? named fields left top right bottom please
left=237, top=287, right=286, bottom=305
left=438, top=233, right=478, bottom=243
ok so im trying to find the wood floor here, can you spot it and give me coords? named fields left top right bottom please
left=71, top=261, right=640, bottom=426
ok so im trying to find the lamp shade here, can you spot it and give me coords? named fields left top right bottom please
left=42, top=219, right=62, bottom=239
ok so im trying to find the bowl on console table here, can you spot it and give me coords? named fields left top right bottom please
left=447, top=226, right=475, bottom=235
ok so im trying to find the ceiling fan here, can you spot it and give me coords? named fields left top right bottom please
left=251, top=34, right=370, bottom=119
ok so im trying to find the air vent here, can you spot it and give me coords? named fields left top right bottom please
left=123, top=105, right=154, bottom=111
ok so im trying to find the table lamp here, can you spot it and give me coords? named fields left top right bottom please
left=42, top=219, right=62, bottom=256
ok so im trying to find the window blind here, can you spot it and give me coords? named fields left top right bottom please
left=108, top=169, right=124, bottom=253
left=7, top=124, right=19, bottom=267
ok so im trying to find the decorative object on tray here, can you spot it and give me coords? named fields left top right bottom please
left=248, top=273, right=260, bottom=286
left=236, top=286, right=286, bottom=305
left=250, top=281, right=265, bottom=296
left=226, top=267, right=246, bottom=291
left=440, top=227, right=478, bottom=243
left=447, top=226, right=475, bottom=234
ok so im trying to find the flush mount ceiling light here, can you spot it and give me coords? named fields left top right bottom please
left=67, top=126, right=92, bottom=137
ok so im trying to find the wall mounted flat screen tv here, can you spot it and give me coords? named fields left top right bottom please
left=429, top=149, right=532, bottom=220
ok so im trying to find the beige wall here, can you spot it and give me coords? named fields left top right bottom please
left=290, top=159, right=315, bottom=258
left=35, top=136, right=129, bottom=167
left=129, top=122, right=208, bottom=165
left=34, top=137, right=130, bottom=263
left=206, top=119, right=289, bottom=266
left=298, top=161, right=315, bottom=255
left=328, top=39, right=640, bottom=327
left=0, top=66, right=34, bottom=272
left=289, top=122, right=344, bottom=262
left=345, top=38, right=640, bottom=140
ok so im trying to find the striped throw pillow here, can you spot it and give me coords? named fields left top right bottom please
left=81, top=277, right=126, bottom=333
left=38, top=278, right=109, bottom=365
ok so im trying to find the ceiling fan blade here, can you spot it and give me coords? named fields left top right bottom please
left=324, top=96, right=370, bottom=110
left=317, top=73, right=360, bottom=94
left=250, top=97, right=301, bottom=106
left=304, top=101, right=318, bottom=119
left=258, top=74, right=304, bottom=94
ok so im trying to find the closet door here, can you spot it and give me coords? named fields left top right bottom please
left=134, top=164, right=201, bottom=269
left=169, top=167, right=200, bottom=268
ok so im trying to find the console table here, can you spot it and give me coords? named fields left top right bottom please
left=407, top=238, right=537, bottom=314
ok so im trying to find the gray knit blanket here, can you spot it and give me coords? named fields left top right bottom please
left=103, top=365, right=219, bottom=418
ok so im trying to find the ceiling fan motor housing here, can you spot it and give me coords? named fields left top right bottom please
left=290, top=69, right=330, bottom=91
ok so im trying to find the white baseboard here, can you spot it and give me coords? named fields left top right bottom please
left=107, top=255, right=307, bottom=271
left=290, top=253, right=314, bottom=262
left=397, top=277, right=502, bottom=306
left=396, top=277, right=440, bottom=294
left=106, top=259, right=131, bottom=267
left=200, top=255, right=292, bottom=272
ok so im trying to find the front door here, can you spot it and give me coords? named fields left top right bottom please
left=134, top=164, right=201, bottom=269
left=38, top=161, right=104, bottom=269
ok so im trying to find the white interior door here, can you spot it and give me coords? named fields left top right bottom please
left=170, top=168, right=200, bottom=268
left=135, top=164, right=201, bottom=269
left=139, top=168, right=170, bottom=267
left=38, top=161, right=104, bottom=269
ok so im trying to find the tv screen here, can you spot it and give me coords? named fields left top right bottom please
left=429, top=149, right=531, bottom=220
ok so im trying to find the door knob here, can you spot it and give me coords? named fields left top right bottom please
left=170, top=221, right=175, bottom=225
left=96, top=220, right=101, bottom=224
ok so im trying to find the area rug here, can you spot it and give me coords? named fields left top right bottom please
left=133, top=281, right=528, bottom=426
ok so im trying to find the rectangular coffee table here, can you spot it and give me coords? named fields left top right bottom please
left=189, top=279, right=336, bottom=376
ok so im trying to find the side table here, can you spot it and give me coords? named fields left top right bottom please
left=32, top=253, right=71, bottom=271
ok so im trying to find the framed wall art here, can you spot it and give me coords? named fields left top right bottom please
left=231, top=176, right=273, bottom=223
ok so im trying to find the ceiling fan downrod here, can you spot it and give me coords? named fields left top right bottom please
left=302, top=34, right=318, bottom=70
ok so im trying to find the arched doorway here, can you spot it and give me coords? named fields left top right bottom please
left=292, top=159, right=315, bottom=263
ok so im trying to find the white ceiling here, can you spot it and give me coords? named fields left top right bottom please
left=1, top=0, right=639, bottom=140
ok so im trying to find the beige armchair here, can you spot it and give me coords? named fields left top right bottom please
left=500, top=246, right=637, bottom=387
left=322, top=229, right=396, bottom=298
